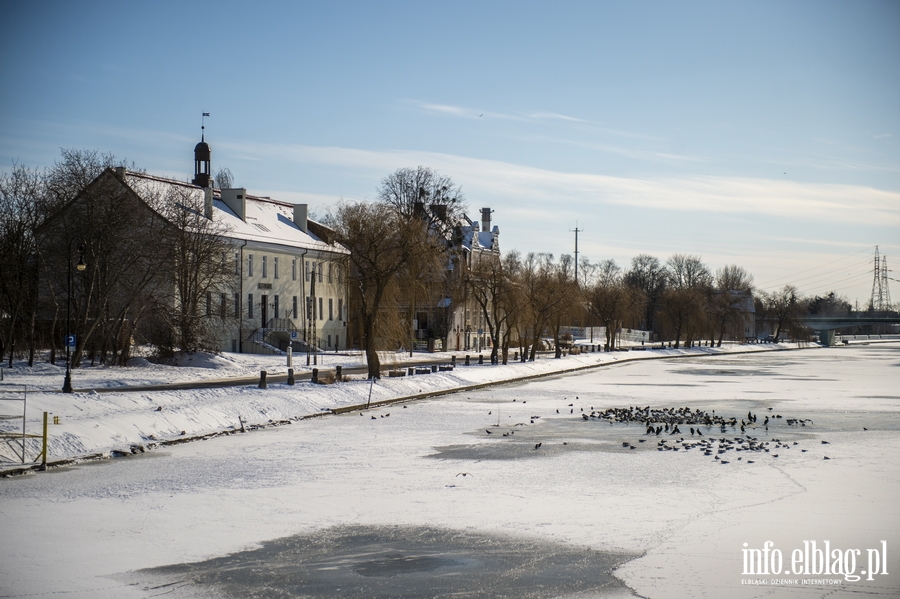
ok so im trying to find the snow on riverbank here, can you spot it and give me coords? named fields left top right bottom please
left=0, top=343, right=805, bottom=468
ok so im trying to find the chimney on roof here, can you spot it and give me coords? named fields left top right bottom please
left=481, top=207, right=492, bottom=234
left=293, top=204, right=308, bottom=233
left=221, top=188, right=247, bottom=222
left=204, top=187, right=213, bottom=219
left=114, top=166, right=127, bottom=180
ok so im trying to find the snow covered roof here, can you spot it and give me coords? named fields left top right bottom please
left=457, top=215, right=499, bottom=254
left=123, top=171, right=346, bottom=254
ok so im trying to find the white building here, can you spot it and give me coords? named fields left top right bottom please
left=93, top=137, right=348, bottom=356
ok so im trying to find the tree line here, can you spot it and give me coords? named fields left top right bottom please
left=0, top=153, right=858, bottom=375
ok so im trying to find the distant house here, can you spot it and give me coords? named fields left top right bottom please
left=392, top=205, right=501, bottom=353
left=712, top=289, right=755, bottom=342
left=446, top=208, right=501, bottom=352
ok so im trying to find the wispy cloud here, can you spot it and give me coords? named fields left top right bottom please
left=515, top=134, right=706, bottom=164
left=226, top=142, right=900, bottom=227
left=413, top=101, right=585, bottom=124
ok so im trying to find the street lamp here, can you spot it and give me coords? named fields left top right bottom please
left=62, top=239, right=86, bottom=393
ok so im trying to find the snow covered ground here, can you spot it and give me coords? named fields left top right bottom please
left=0, top=342, right=799, bottom=467
left=0, top=341, right=897, bottom=598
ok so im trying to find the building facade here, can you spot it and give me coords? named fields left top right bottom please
left=41, top=136, right=349, bottom=357
left=445, top=208, right=501, bottom=352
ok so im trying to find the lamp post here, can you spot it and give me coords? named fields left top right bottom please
left=62, top=239, right=86, bottom=393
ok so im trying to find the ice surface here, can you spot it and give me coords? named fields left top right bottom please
left=0, top=342, right=897, bottom=598
left=130, top=525, right=636, bottom=598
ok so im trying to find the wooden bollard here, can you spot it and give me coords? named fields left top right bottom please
left=259, top=370, right=267, bottom=389
left=312, top=368, right=319, bottom=384
left=287, top=368, right=295, bottom=385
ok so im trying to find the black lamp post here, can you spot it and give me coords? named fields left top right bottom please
left=62, top=239, right=86, bottom=393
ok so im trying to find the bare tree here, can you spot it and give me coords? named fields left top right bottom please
left=586, top=260, right=643, bottom=351
left=520, top=253, right=571, bottom=360
left=667, top=254, right=713, bottom=290
left=43, top=148, right=141, bottom=215
left=464, top=248, right=523, bottom=364
left=709, top=265, right=754, bottom=346
left=214, top=167, right=234, bottom=190
left=377, top=166, right=466, bottom=236
left=37, top=169, right=172, bottom=366
left=658, top=254, right=712, bottom=348
left=377, top=167, right=467, bottom=354
left=624, top=254, right=667, bottom=334
left=0, top=164, right=44, bottom=366
left=145, top=184, right=235, bottom=354
left=327, top=201, right=432, bottom=378
left=762, top=285, right=804, bottom=341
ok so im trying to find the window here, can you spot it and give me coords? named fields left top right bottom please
left=273, top=295, right=279, bottom=319
left=234, top=252, right=239, bottom=275
left=274, top=257, right=279, bottom=279
left=305, top=261, right=311, bottom=282
left=318, top=262, right=323, bottom=283
left=318, top=297, right=323, bottom=320
left=292, top=258, right=297, bottom=281
left=248, top=254, right=254, bottom=277
left=338, top=298, right=343, bottom=322
left=262, top=255, right=268, bottom=278
left=328, top=263, right=332, bottom=283
left=248, top=294, right=254, bottom=318
left=206, top=292, right=212, bottom=317
left=327, top=334, right=332, bottom=348
left=328, top=298, right=333, bottom=321
left=292, top=296, right=298, bottom=319
left=220, top=293, right=227, bottom=318
left=234, top=293, right=240, bottom=318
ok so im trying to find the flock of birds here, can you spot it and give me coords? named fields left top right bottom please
left=356, top=395, right=835, bottom=465
left=477, top=398, right=833, bottom=463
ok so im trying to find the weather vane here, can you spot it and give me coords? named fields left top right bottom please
left=201, top=112, right=210, bottom=139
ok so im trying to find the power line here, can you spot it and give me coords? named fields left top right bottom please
left=757, top=256, right=872, bottom=292
left=756, top=245, right=875, bottom=290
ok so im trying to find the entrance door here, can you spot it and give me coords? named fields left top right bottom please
left=261, top=294, right=268, bottom=327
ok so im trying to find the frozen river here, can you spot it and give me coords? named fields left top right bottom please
left=1, top=343, right=898, bottom=598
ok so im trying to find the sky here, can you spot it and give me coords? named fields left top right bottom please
left=2, top=0, right=899, bottom=307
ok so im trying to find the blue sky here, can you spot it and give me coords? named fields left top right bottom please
left=2, top=1, right=898, bottom=306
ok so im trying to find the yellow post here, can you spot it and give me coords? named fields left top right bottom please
left=40, top=411, right=48, bottom=470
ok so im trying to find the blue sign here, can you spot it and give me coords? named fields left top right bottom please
left=65, top=334, right=77, bottom=348
left=290, top=331, right=298, bottom=339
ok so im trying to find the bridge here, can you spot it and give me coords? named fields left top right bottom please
left=800, top=312, right=900, bottom=345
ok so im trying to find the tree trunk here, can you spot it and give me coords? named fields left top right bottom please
left=27, top=308, right=36, bottom=367
left=363, top=316, right=381, bottom=379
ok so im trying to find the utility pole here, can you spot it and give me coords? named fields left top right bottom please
left=570, top=224, right=582, bottom=287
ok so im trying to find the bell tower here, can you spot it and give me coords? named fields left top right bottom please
left=192, top=113, right=211, bottom=188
